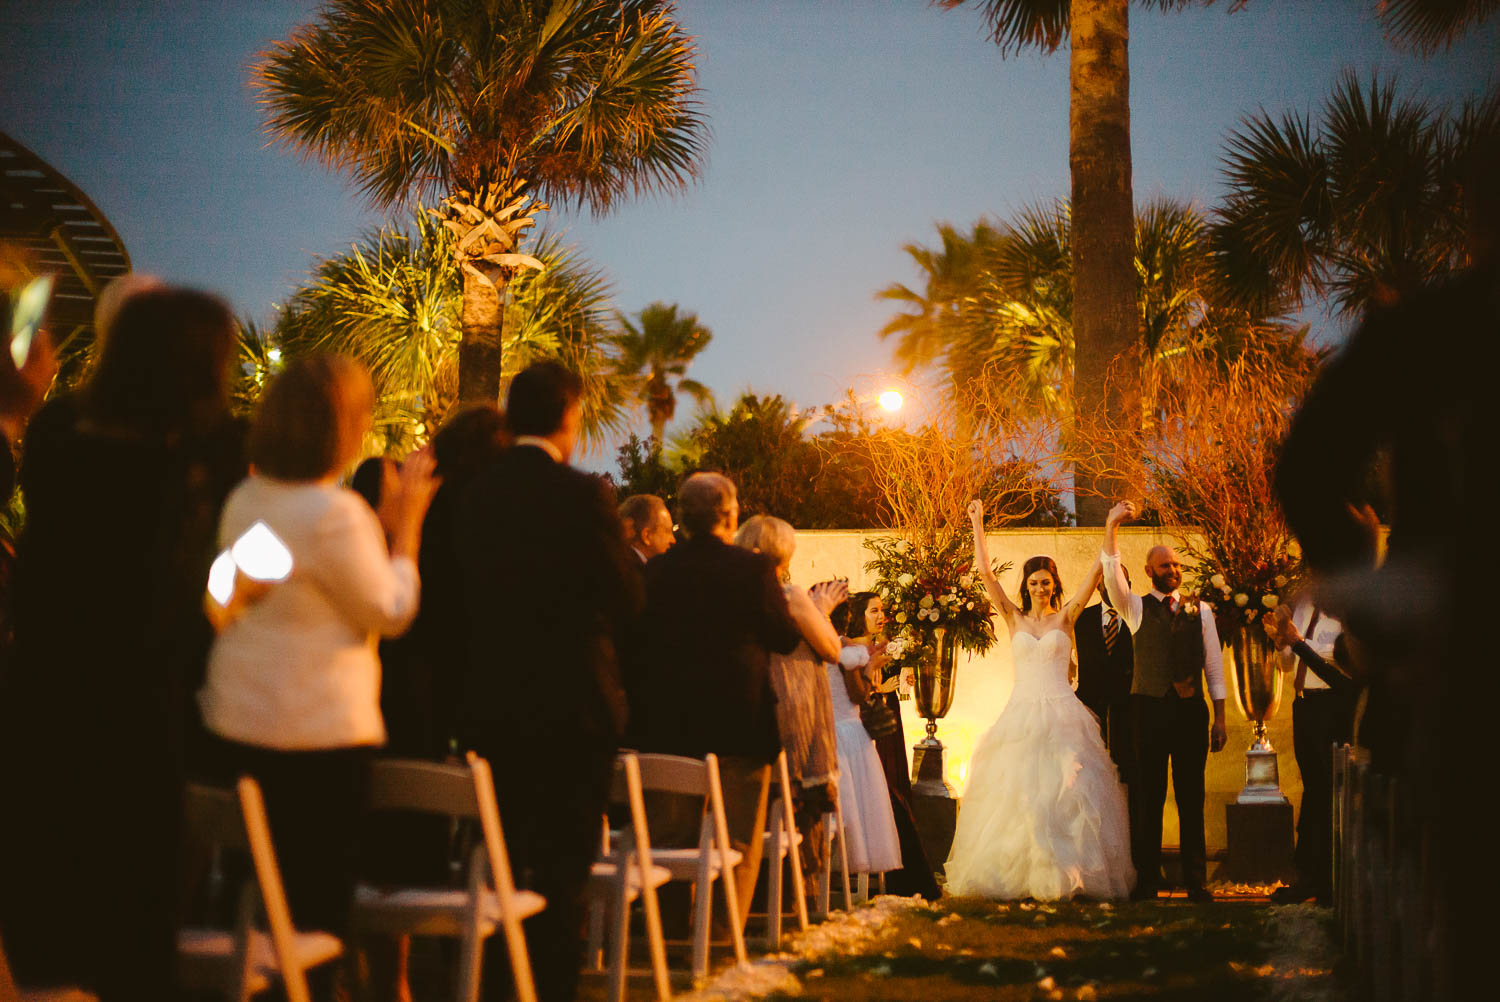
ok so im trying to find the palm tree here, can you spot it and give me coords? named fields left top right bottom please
left=254, top=0, right=708, bottom=406
left=877, top=219, right=1004, bottom=372
left=938, top=0, right=1219, bottom=522
left=1211, top=73, right=1499, bottom=318
left=1377, top=0, right=1499, bottom=52
left=273, top=208, right=628, bottom=454
left=613, top=301, right=713, bottom=442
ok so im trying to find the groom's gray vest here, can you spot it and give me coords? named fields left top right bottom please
left=1131, top=595, right=1207, bottom=698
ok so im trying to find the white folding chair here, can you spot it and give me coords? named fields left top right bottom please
left=175, top=779, right=344, bottom=1002
left=758, top=751, right=809, bottom=949
left=814, top=806, right=853, bottom=919
left=586, top=753, right=672, bottom=1002
left=351, top=757, right=537, bottom=1002
left=632, top=753, right=748, bottom=979
left=466, top=753, right=548, bottom=1002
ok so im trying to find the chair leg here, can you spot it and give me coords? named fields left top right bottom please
left=607, top=887, right=631, bottom=1002
left=785, top=812, right=809, bottom=932
left=766, top=827, right=784, bottom=951
left=456, top=919, right=484, bottom=1002
left=835, top=811, right=852, bottom=910
left=691, top=876, right=713, bottom=980
left=639, top=872, right=671, bottom=1002
left=587, top=897, right=607, bottom=971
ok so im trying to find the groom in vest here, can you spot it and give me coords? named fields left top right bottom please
left=1102, top=501, right=1228, bottom=902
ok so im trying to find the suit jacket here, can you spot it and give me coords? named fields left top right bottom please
left=452, top=445, right=641, bottom=741
left=1075, top=602, right=1134, bottom=716
left=626, top=532, right=801, bottom=763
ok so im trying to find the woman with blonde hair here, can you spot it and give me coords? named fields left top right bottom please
left=198, top=354, right=438, bottom=935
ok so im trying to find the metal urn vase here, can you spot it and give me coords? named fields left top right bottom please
left=1226, top=622, right=1288, bottom=804
left=910, top=626, right=958, bottom=797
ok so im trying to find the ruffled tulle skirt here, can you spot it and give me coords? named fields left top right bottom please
left=944, top=688, right=1135, bottom=900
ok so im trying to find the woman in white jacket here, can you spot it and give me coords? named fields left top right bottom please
left=198, top=355, right=437, bottom=934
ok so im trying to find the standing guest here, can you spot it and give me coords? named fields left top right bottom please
left=733, top=515, right=846, bottom=866
left=0, top=288, right=247, bottom=999
left=197, top=355, right=438, bottom=937
left=620, top=493, right=675, bottom=563
left=1265, top=592, right=1359, bottom=905
left=841, top=591, right=941, bottom=900
left=1074, top=573, right=1136, bottom=798
left=1102, top=501, right=1228, bottom=902
left=630, top=472, right=801, bottom=932
left=453, top=363, right=640, bottom=1002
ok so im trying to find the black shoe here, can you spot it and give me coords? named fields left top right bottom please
left=1185, top=885, right=1214, bottom=903
left=1270, top=882, right=1321, bottom=904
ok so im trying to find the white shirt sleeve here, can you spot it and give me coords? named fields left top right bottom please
left=838, top=645, right=870, bottom=670
left=1200, top=602, right=1225, bottom=701
left=1100, top=549, right=1143, bottom=632
left=308, top=493, right=421, bottom=638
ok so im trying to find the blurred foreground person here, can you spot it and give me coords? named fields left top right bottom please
left=0, top=288, right=245, bottom=998
left=1274, top=135, right=1498, bottom=996
left=198, top=355, right=438, bottom=937
left=454, top=362, right=639, bottom=1002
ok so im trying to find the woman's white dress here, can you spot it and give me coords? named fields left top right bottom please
left=945, top=629, right=1135, bottom=899
left=825, top=653, right=902, bottom=874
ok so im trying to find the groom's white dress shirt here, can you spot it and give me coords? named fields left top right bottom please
left=1100, top=549, right=1226, bottom=700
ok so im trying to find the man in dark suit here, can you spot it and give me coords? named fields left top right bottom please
left=1075, top=574, right=1136, bottom=786
left=627, top=471, right=802, bottom=934
left=454, top=362, right=641, bottom=1002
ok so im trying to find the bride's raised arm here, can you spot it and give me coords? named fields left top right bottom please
left=1062, top=556, right=1104, bottom=624
left=968, top=499, right=1020, bottom=625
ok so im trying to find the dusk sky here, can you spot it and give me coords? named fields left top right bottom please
left=2, top=1, right=1495, bottom=463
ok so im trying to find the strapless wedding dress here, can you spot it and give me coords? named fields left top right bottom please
left=944, top=629, right=1135, bottom=899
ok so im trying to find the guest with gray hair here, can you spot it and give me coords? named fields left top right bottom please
left=627, top=472, right=802, bottom=934
left=619, top=492, right=674, bottom=563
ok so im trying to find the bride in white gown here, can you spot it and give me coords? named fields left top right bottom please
left=945, top=500, right=1135, bottom=900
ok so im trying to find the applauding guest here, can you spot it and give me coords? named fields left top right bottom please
left=198, top=355, right=438, bottom=937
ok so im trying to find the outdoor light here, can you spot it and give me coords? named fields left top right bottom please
left=267, top=347, right=283, bottom=364
left=878, top=389, right=904, bottom=412
left=207, top=551, right=237, bottom=606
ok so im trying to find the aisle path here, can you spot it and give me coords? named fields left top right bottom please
left=657, top=894, right=1346, bottom=1002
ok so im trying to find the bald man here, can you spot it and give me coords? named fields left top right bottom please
left=1103, top=501, right=1228, bottom=902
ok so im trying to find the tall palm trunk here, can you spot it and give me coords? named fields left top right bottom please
left=1068, top=0, right=1139, bottom=526
left=458, top=265, right=507, bottom=405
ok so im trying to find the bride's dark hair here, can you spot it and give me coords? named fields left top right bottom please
left=1018, top=555, right=1063, bottom=613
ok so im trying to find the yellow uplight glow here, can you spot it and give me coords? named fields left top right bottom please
left=877, top=389, right=904, bottom=412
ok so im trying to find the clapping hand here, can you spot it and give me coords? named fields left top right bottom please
left=809, top=579, right=849, bottom=615
left=967, top=499, right=985, bottom=529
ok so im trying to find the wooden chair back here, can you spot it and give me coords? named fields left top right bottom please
left=630, top=754, right=710, bottom=799
left=365, top=758, right=479, bottom=817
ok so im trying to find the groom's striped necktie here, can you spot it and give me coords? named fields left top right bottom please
left=1103, top=608, right=1121, bottom=654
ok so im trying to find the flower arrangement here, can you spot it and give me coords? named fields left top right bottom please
left=864, top=531, right=1007, bottom=675
left=1188, top=554, right=1299, bottom=635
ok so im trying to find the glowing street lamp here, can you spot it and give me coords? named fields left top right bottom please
left=877, top=389, right=904, bottom=413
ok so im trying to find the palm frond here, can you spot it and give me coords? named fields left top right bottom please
left=1377, top=0, right=1499, bottom=53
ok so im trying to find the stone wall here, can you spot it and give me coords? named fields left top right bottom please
left=788, top=526, right=1301, bottom=858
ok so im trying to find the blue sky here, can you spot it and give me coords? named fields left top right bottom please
left=2, top=0, right=1495, bottom=462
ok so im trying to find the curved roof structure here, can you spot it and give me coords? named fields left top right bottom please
left=1, top=128, right=131, bottom=343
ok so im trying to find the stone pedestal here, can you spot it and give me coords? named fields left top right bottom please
left=1221, top=801, right=1295, bottom=883
left=909, top=737, right=956, bottom=868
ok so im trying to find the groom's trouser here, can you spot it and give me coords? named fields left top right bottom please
left=1131, top=691, right=1209, bottom=889
left=1291, top=689, right=1353, bottom=894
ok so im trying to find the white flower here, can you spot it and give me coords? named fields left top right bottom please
left=1262, top=594, right=1279, bottom=609
left=1234, top=593, right=1249, bottom=607
left=919, top=594, right=934, bottom=608
left=895, top=612, right=908, bottom=624
left=1209, top=574, right=1226, bottom=588
left=937, top=594, right=950, bottom=604
left=959, top=574, right=974, bottom=589
left=897, top=573, right=914, bottom=587
left=895, top=540, right=910, bottom=555
left=1246, top=609, right=1258, bottom=621
left=1273, top=575, right=1288, bottom=588
left=966, top=601, right=974, bottom=610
